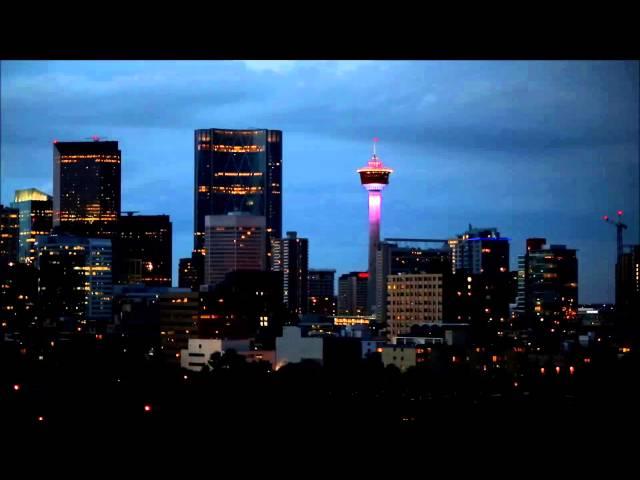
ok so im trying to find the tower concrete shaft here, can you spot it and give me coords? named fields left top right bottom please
left=357, top=139, right=393, bottom=315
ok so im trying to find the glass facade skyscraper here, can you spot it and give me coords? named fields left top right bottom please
left=53, top=140, right=121, bottom=238
left=11, top=188, right=53, bottom=265
left=194, top=129, right=282, bottom=254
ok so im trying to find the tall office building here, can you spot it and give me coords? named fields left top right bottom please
left=194, top=128, right=282, bottom=257
left=53, top=139, right=121, bottom=238
left=113, top=213, right=172, bottom=286
left=0, top=204, right=19, bottom=262
left=338, top=272, right=369, bottom=316
left=1, top=205, right=20, bottom=326
left=514, top=239, right=578, bottom=329
left=159, top=291, right=199, bottom=365
left=178, top=256, right=201, bottom=291
left=10, top=188, right=53, bottom=265
left=452, top=225, right=509, bottom=275
left=198, top=270, right=285, bottom=345
left=308, top=269, right=336, bottom=316
left=37, top=235, right=113, bottom=333
left=514, top=238, right=547, bottom=319
left=357, top=139, right=393, bottom=314
left=387, top=273, right=445, bottom=337
left=375, top=239, right=451, bottom=323
left=272, top=231, right=309, bottom=315
left=615, top=245, right=640, bottom=323
left=203, top=214, right=266, bottom=286
left=449, top=226, right=511, bottom=335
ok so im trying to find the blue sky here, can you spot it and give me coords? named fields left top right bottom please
left=1, top=60, right=638, bottom=303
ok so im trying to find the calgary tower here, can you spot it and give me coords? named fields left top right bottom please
left=357, top=138, right=393, bottom=315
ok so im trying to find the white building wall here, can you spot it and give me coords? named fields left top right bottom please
left=275, top=326, right=323, bottom=370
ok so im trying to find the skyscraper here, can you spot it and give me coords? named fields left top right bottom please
left=338, top=272, right=369, bottom=316
left=113, top=213, right=172, bottom=287
left=194, top=128, right=282, bottom=257
left=452, top=226, right=509, bottom=275
left=449, top=226, right=511, bottom=336
left=203, top=214, right=266, bottom=286
left=37, top=235, right=113, bottom=333
left=514, top=239, right=578, bottom=330
left=308, top=269, right=337, bottom=316
left=615, top=245, right=640, bottom=323
left=357, top=139, right=393, bottom=314
left=0, top=204, right=19, bottom=262
left=11, top=188, right=53, bottom=265
left=272, top=231, right=309, bottom=315
left=375, top=239, right=451, bottom=323
left=178, top=256, right=201, bottom=291
left=53, top=139, right=121, bottom=238
left=0, top=204, right=20, bottom=327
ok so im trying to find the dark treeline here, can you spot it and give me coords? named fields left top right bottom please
left=2, top=333, right=639, bottom=440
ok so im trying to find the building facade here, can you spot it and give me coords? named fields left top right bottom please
left=271, top=231, right=309, bottom=315
left=113, top=213, right=172, bottom=287
left=53, top=140, right=121, bottom=238
left=387, top=273, right=445, bottom=337
left=203, top=214, right=266, bottom=286
left=194, top=128, right=282, bottom=255
left=10, top=188, right=53, bottom=265
left=178, top=256, right=201, bottom=291
left=159, top=291, right=199, bottom=366
left=308, top=268, right=336, bottom=316
left=36, top=235, right=113, bottom=333
left=337, top=271, right=369, bottom=316
left=375, top=239, right=450, bottom=323
left=0, top=204, right=19, bottom=262
left=452, top=226, right=509, bottom=275
left=514, top=239, right=578, bottom=330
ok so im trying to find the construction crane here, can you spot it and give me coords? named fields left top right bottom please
left=603, top=210, right=627, bottom=259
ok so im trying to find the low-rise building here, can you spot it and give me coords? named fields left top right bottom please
left=275, top=326, right=323, bottom=370
left=180, top=337, right=251, bottom=371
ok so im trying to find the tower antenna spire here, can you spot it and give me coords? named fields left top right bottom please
left=373, top=137, right=378, bottom=156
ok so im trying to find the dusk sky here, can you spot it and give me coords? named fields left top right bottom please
left=1, top=60, right=638, bottom=303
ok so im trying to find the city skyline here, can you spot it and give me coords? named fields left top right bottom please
left=1, top=60, right=638, bottom=303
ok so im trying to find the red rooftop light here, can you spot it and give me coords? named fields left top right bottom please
left=358, top=272, right=369, bottom=279
left=603, top=216, right=609, bottom=221
left=13, top=384, right=20, bottom=391
left=617, top=210, right=623, bottom=216
left=144, top=404, right=152, bottom=413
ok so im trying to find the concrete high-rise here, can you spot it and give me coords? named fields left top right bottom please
left=53, top=139, right=121, bottom=238
left=271, top=231, right=309, bottom=315
left=514, top=239, right=578, bottom=330
left=387, top=273, right=445, bottom=337
left=338, top=271, right=368, bottom=316
left=203, top=214, right=266, bottom=286
left=357, top=138, right=393, bottom=315
left=308, top=269, right=336, bottom=316
left=451, top=225, right=509, bottom=275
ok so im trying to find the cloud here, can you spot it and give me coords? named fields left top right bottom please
left=1, top=60, right=637, bottom=303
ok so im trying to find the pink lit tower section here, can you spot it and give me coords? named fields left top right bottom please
left=357, top=138, right=393, bottom=314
